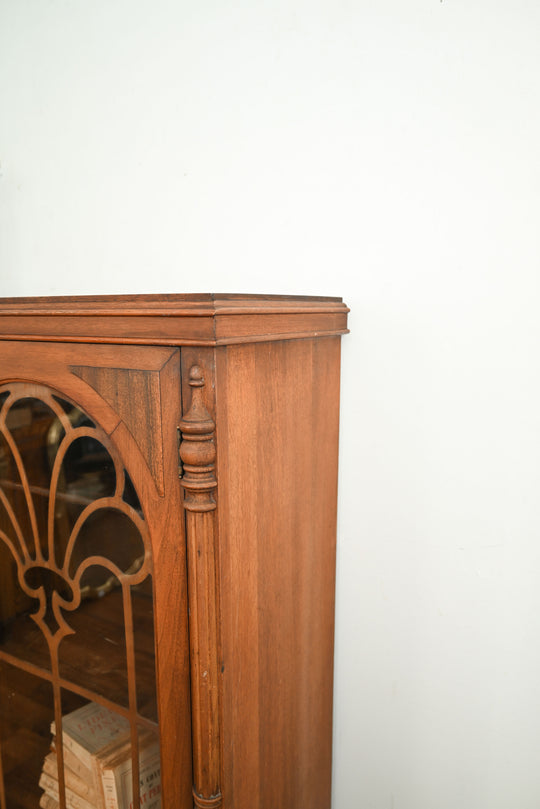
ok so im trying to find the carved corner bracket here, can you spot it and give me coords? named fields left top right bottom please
left=178, top=365, right=222, bottom=809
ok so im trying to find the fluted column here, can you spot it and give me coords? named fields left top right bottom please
left=178, top=365, right=222, bottom=809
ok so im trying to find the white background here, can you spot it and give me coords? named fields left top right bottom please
left=2, top=2, right=540, bottom=807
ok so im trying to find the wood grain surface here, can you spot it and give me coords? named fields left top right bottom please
left=215, top=337, right=342, bottom=809
left=0, top=295, right=349, bottom=346
left=0, top=296, right=348, bottom=809
left=0, top=341, right=193, bottom=809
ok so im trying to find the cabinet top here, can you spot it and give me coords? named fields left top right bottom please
left=0, top=293, right=349, bottom=346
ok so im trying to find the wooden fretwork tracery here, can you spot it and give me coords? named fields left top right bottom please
left=0, top=383, right=156, bottom=809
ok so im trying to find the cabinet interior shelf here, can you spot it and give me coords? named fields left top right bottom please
left=0, top=588, right=157, bottom=727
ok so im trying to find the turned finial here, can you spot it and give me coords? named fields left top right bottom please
left=189, top=365, right=205, bottom=387
left=178, top=364, right=217, bottom=512
left=179, top=366, right=215, bottom=437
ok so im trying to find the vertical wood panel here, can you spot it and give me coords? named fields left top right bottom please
left=148, top=350, right=193, bottom=809
left=71, top=365, right=166, bottom=495
left=214, top=345, right=260, bottom=809
left=215, top=337, right=342, bottom=809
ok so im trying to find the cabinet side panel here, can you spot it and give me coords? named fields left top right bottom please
left=215, top=337, right=342, bottom=809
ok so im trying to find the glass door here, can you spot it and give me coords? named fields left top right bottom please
left=0, top=382, right=159, bottom=809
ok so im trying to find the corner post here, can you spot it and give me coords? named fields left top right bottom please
left=179, top=365, right=222, bottom=809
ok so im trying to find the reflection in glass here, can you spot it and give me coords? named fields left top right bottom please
left=0, top=661, right=55, bottom=809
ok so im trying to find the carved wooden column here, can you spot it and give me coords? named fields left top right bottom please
left=178, top=365, right=222, bottom=809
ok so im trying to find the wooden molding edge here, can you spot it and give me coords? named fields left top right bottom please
left=192, top=791, right=223, bottom=809
left=0, top=327, right=349, bottom=347
left=0, top=293, right=348, bottom=317
left=0, top=295, right=349, bottom=347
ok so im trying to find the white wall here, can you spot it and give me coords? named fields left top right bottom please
left=2, top=1, right=540, bottom=807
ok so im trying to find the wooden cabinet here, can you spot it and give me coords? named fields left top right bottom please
left=0, top=294, right=349, bottom=809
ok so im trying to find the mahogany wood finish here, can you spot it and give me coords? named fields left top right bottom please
left=215, top=338, right=342, bottom=809
left=178, top=365, right=221, bottom=809
left=0, top=294, right=348, bottom=346
left=0, top=294, right=348, bottom=809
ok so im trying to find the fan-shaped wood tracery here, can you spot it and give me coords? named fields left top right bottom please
left=0, top=384, right=150, bottom=647
left=0, top=382, right=158, bottom=809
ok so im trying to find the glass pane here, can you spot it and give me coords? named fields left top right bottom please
left=134, top=576, right=158, bottom=722
left=0, top=661, right=54, bottom=809
left=59, top=569, right=130, bottom=707
left=0, top=383, right=160, bottom=808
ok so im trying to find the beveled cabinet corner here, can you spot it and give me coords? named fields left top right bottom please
left=0, top=294, right=348, bottom=809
